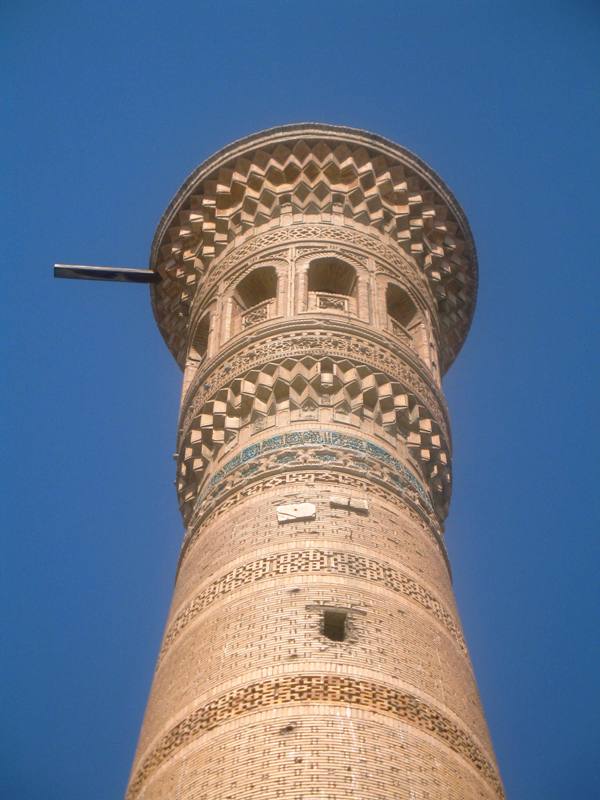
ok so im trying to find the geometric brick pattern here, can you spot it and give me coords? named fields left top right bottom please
left=176, top=485, right=450, bottom=594
left=179, top=319, right=449, bottom=441
left=183, top=464, right=448, bottom=563
left=158, top=548, right=467, bottom=664
left=178, top=357, right=450, bottom=512
left=126, top=675, right=503, bottom=800
left=185, top=427, right=436, bottom=523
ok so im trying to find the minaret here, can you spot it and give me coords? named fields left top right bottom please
left=126, top=124, right=503, bottom=800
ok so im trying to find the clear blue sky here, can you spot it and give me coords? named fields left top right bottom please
left=2, top=2, right=599, bottom=798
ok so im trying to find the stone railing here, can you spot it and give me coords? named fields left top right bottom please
left=241, top=298, right=275, bottom=328
left=389, top=316, right=412, bottom=345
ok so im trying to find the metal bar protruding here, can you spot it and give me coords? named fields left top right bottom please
left=53, top=264, right=160, bottom=284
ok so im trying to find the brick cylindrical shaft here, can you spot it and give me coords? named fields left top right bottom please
left=127, top=125, right=503, bottom=800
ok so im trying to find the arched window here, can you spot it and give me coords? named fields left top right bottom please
left=385, top=283, right=435, bottom=371
left=307, top=258, right=357, bottom=314
left=189, top=313, right=210, bottom=363
left=182, top=312, right=211, bottom=400
left=231, top=266, right=278, bottom=334
left=386, top=283, right=419, bottom=341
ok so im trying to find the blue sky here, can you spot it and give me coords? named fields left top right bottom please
left=2, top=2, right=599, bottom=798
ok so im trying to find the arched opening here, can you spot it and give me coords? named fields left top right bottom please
left=307, top=258, right=357, bottom=314
left=231, top=266, right=278, bottom=334
left=386, top=283, right=419, bottom=330
left=386, top=283, right=434, bottom=370
left=189, top=313, right=210, bottom=363
left=386, top=283, right=421, bottom=343
left=182, top=312, right=211, bottom=400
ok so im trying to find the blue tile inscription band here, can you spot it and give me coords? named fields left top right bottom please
left=201, top=429, right=431, bottom=510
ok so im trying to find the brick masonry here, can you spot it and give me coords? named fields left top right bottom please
left=127, top=125, right=503, bottom=799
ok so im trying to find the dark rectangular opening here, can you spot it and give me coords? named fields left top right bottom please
left=323, top=610, right=347, bottom=641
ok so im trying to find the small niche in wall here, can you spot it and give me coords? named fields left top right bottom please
left=322, top=609, right=348, bottom=642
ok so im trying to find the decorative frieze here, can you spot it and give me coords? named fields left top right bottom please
left=182, top=429, right=439, bottom=532
left=159, top=547, right=466, bottom=666
left=126, top=675, right=502, bottom=800
left=180, top=323, right=449, bottom=440
left=177, top=351, right=451, bottom=519
left=181, top=469, right=448, bottom=575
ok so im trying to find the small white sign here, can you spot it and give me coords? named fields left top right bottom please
left=276, top=503, right=316, bottom=523
left=330, top=495, right=369, bottom=512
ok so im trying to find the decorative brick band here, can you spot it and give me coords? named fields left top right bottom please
left=160, top=549, right=465, bottom=665
left=200, top=429, right=431, bottom=508
left=126, top=675, right=503, bottom=800
left=181, top=469, right=450, bottom=580
left=180, top=322, right=449, bottom=441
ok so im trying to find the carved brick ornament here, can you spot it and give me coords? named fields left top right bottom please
left=127, top=125, right=503, bottom=800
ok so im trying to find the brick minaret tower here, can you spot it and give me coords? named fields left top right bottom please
left=126, top=124, right=503, bottom=800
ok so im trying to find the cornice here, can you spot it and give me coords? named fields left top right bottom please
left=150, top=123, right=477, bottom=267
